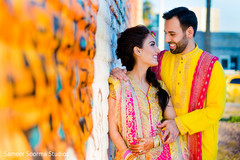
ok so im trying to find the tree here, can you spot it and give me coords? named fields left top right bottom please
left=143, top=0, right=153, bottom=27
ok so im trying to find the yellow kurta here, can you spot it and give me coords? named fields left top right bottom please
left=160, top=44, right=226, bottom=160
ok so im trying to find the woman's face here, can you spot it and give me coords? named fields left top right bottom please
left=137, top=34, right=160, bottom=67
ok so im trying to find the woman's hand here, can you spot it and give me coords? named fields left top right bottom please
left=129, top=137, right=154, bottom=155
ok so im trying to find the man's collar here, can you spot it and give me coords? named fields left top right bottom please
left=180, top=43, right=199, bottom=59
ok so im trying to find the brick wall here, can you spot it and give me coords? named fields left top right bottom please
left=0, top=0, right=141, bottom=159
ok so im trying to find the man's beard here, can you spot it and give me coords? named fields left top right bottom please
left=169, top=35, right=188, bottom=54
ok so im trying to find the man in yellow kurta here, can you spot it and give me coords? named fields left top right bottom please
left=111, top=7, right=226, bottom=160
left=156, top=7, right=226, bottom=160
left=159, top=45, right=225, bottom=160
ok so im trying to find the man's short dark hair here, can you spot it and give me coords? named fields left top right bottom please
left=163, top=7, right=198, bottom=37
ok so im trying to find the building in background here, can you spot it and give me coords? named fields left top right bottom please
left=191, top=7, right=220, bottom=32
left=195, top=32, right=240, bottom=70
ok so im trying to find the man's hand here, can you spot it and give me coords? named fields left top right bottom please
left=110, top=67, right=128, bottom=81
left=158, top=120, right=179, bottom=144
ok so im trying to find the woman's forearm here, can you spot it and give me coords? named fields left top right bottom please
left=109, top=128, right=128, bottom=151
left=108, top=97, right=128, bottom=151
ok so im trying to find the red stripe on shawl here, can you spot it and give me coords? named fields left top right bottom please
left=188, top=51, right=218, bottom=160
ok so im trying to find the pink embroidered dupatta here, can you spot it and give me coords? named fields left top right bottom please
left=118, top=80, right=142, bottom=146
left=151, top=50, right=218, bottom=160
left=115, top=79, right=171, bottom=159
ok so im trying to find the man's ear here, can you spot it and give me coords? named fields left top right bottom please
left=133, top=46, right=141, bottom=56
left=186, top=26, right=194, bottom=38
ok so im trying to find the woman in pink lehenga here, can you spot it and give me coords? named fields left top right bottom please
left=108, top=25, right=188, bottom=160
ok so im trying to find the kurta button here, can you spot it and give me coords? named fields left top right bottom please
left=178, top=83, right=180, bottom=85
left=179, top=71, right=181, bottom=73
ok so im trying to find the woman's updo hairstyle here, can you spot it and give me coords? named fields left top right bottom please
left=116, top=25, right=169, bottom=114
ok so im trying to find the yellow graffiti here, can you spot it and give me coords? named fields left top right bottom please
left=0, top=0, right=98, bottom=159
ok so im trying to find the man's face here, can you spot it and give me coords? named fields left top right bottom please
left=164, top=16, right=189, bottom=54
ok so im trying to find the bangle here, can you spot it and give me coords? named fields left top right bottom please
left=123, top=149, right=138, bottom=160
left=126, top=154, right=135, bottom=160
left=157, top=132, right=164, bottom=145
left=156, top=135, right=161, bottom=147
left=153, top=136, right=157, bottom=147
left=153, top=135, right=162, bottom=148
left=123, top=149, right=132, bottom=160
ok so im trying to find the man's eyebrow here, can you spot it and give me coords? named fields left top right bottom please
left=164, top=30, right=176, bottom=34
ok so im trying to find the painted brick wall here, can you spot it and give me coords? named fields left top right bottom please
left=0, top=0, right=141, bottom=159
left=0, top=0, right=98, bottom=159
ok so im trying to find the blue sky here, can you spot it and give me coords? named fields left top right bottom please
left=148, top=0, right=240, bottom=32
